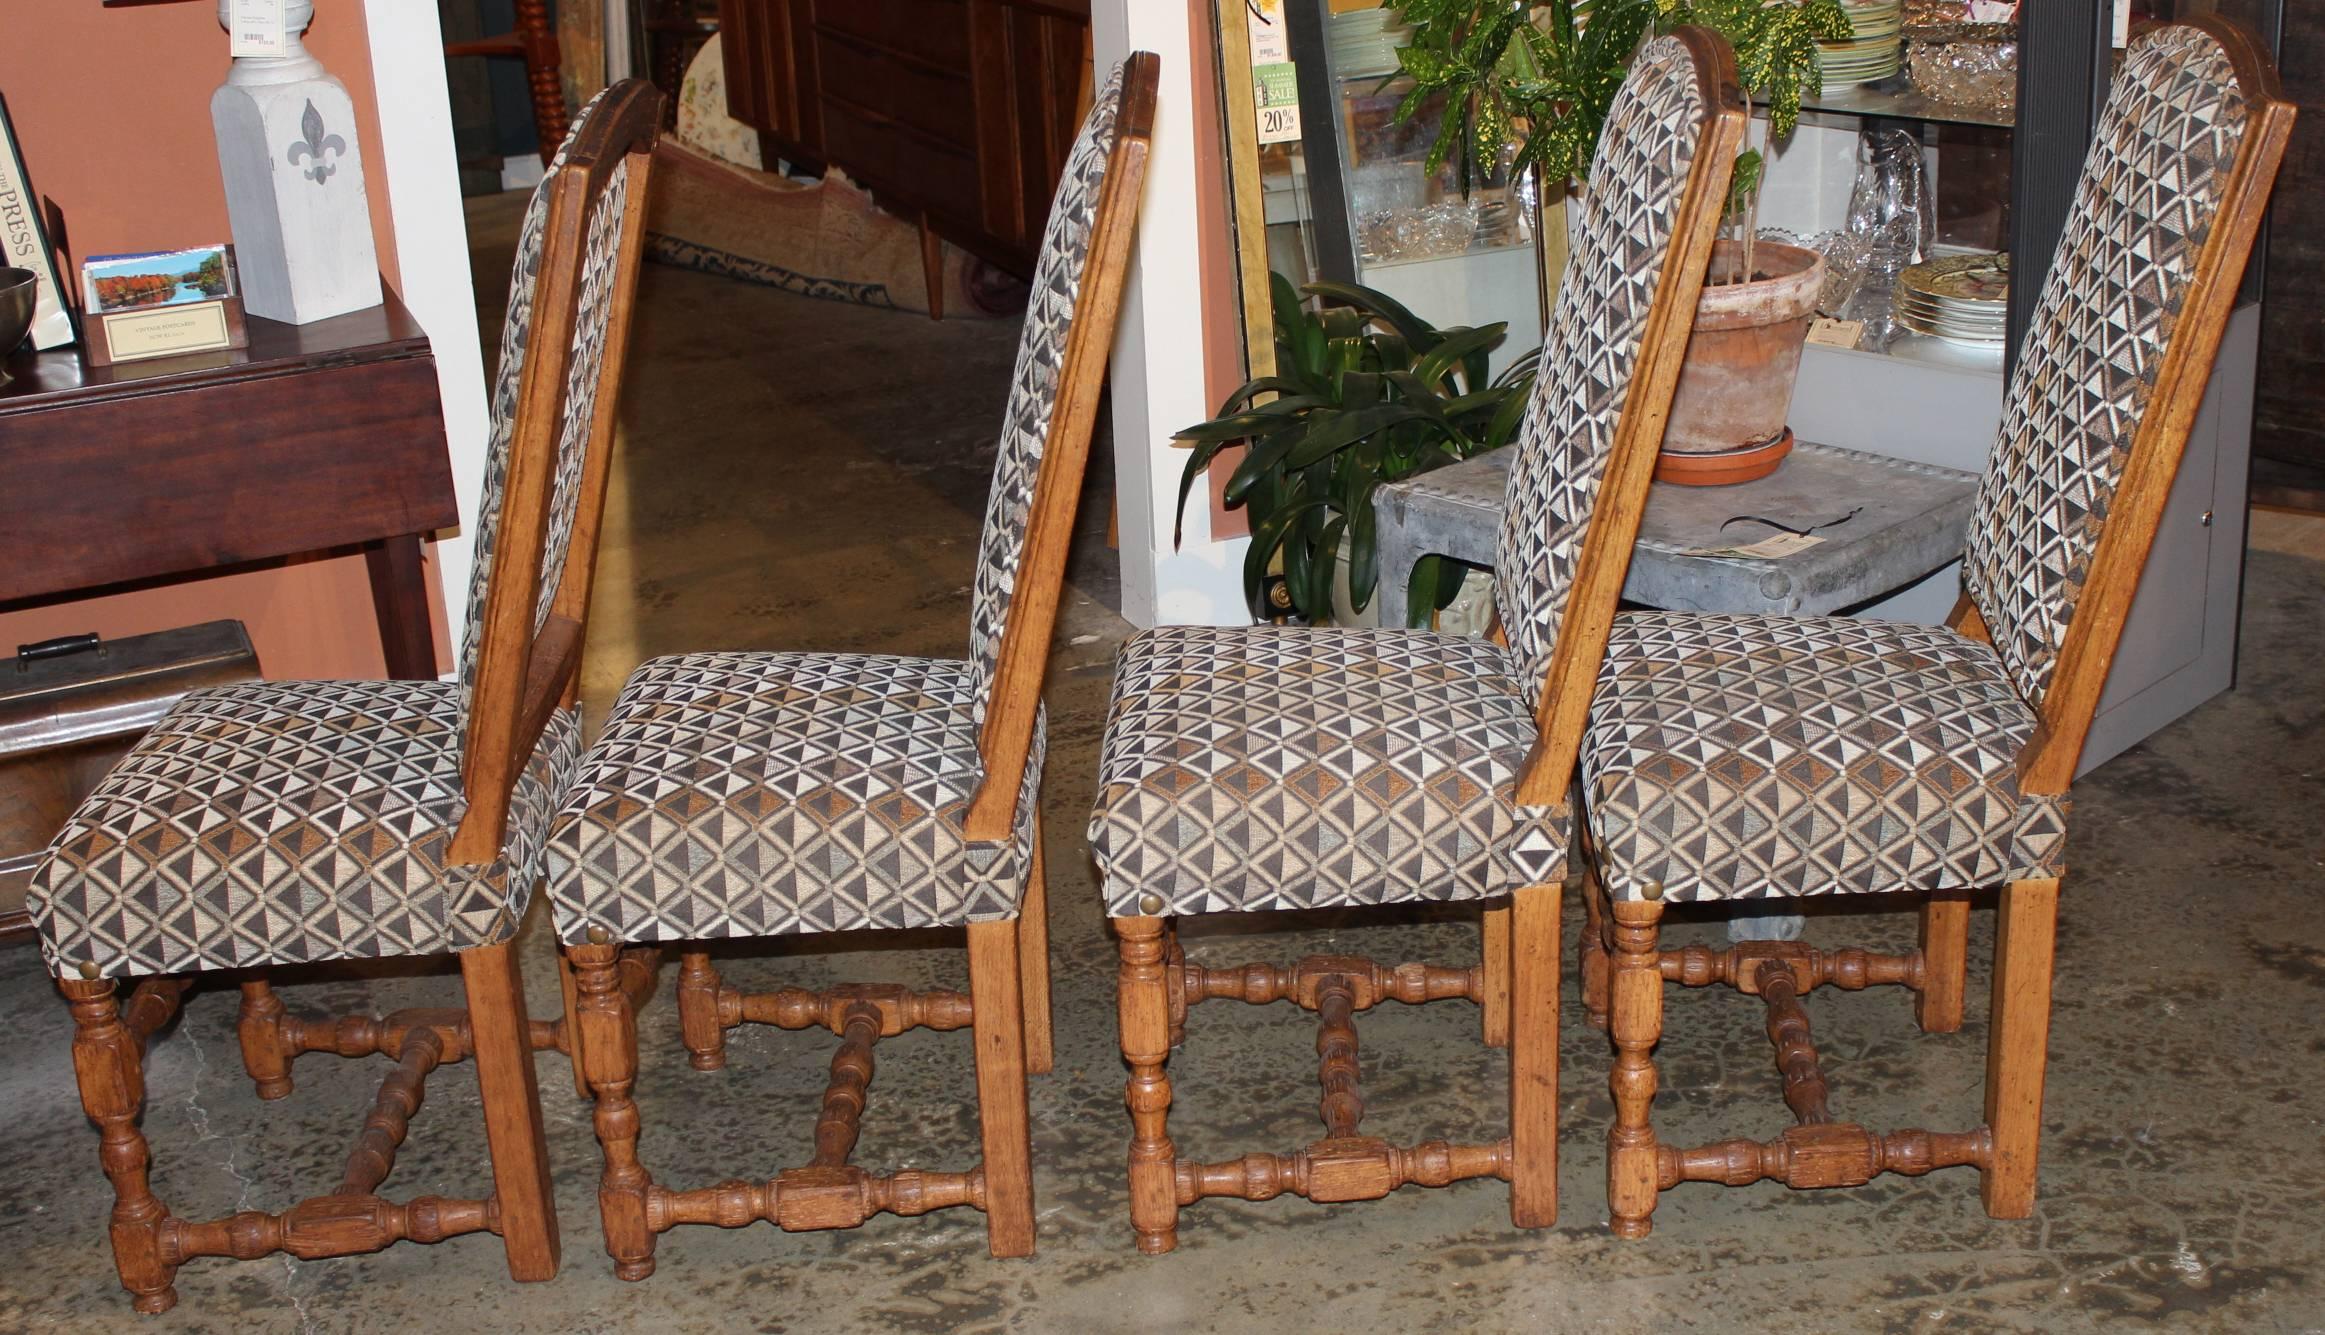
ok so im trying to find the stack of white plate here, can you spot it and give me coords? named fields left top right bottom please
left=1330, top=6, right=1413, bottom=79
left=1817, top=0, right=1905, bottom=91
left=1892, top=251, right=2009, bottom=347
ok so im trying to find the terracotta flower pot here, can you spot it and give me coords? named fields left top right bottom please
left=1658, top=239, right=1824, bottom=486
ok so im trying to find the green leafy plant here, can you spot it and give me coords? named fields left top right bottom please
left=1175, top=274, right=1537, bottom=626
left=1390, top=0, right=1849, bottom=219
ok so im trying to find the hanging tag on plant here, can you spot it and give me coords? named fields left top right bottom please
left=1806, top=317, right=1866, bottom=350
left=229, top=0, right=289, bottom=59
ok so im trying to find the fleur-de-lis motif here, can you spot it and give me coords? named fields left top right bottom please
left=286, top=99, right=347, bottom=185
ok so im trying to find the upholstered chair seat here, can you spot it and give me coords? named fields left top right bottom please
left=1090, top=624, right=1563, bottom=917
left=1581, top=612, right=2067, bottom=904
left=32, top=679, right=577, bottom=980
left=547, top=651, right=1041, bottom=943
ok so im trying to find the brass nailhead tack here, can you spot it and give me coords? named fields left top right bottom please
left=1138, top=893, right=1165, bottom=915
left=587, top=925, right=612, bottom=945
left=1643, top=881, right=1665, bottom=901
left=78, top=960, right=101, bottom=980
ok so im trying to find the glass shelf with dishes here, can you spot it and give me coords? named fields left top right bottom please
left=1244, top=2, right=1547, bottom=379
left=1782, top=0, right=2020, bottom=129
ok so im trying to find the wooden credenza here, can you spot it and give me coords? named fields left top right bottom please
left=717, top=0, right=1091, bottom=281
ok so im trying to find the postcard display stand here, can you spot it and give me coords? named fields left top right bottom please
left=211, top=0, right=380, bottom=325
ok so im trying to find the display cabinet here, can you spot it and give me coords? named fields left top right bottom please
left=1251, top=0, right=1546, bottom=374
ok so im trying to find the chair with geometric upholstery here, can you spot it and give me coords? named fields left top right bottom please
left=1574, top=17, right=2294, bottom=1237
left=541, top=54, right=1157, bottom=1275
left=1087, top=30, right=1744, bottom=1251
left=25, top=81, right=665, bottom=1311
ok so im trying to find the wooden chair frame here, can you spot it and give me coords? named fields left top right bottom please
left=57, top=81, right=665, bottom=1313
left=444, top=0, right=571, bottom=167
left=561, top=53, right=1157, bottom=1275
left=1579, top=16, right=2295, bottom=1237
left=1114, top=29, right=1746, bottom=1252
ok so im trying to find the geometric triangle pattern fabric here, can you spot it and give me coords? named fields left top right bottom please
left=964, top=64, right=1125, bottom=725
left=1087, top=625, right=1565, bottom=917
left=543, top=652, right=1039, bottom=944
left=457, top=87, right=630, bottom=727
left=1963, top=25, right=2248, bottom=706
left=1496, top=34, right=1708, bottom=697
left=1580, top=613, right=2067, bottom=902
left=28, top=680, right=580, bottom=980
left=1085, top=37, right=1720, bottom=920
left=541, top=70, right=1128, bottom=949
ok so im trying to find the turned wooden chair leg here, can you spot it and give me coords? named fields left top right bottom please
left=1019, top=811, right=1055, bottom=1076
left=1481, top=902, right=1512, bottom=1049
left=1982, top=877, right=2059, bottom=1219
left=571, top=941, right=658, bottom=1279
left=236, top=977, right=294, bottom=1100
left=1579, top=867, right=1612, bottom=1030
left=1115, top=914, right=1178, bottom=1254
left=558, top=951, right=591, bottom=1098
left=967, top=920, right=1036, bottom=1258
left=458, top=939, right=561, bottom=1281
left=62, top=976, right=178, bottom=1314
left=1917, top=889, right=1972, bottom=1034
left=1508, top=882, right=1561, bottom=1227
left=676, top=950, right=727, bottom=1072
left=1607, top=895, right=1665, bottom=1239
left=1163, top=919, right=1186, bottom=1049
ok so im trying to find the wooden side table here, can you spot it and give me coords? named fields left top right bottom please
left=0, top=290, right=459, bottom=679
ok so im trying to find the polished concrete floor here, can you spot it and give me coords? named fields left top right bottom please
left=4, top=202, right=2324, bottom=1333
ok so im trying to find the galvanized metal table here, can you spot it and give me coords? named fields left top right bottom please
left=1374, top=437, right=1979, bottom=628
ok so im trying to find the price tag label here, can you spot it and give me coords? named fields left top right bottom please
left=1253, top=63, right=1302, bottom=144
left=1806, top=317, right=1866, bottom=349
left=1247, top=0, right=1290, bottom=65
left=1248, top=0, right=1302, bottom=145
left=229, top=0, right=288, bottom=60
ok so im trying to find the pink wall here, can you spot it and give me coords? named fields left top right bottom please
left=1, top=0, right=452, bottom=680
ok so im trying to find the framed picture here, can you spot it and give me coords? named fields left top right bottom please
left=81, top=245, right=237, bottom=316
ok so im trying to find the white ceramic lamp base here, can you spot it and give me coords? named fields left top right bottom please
left=212, top=0, right=381, bottom=325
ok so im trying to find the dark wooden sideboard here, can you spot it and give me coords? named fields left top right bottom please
left=717, top=0, right=1091, bottom=283
left=0, top=291, right=459, bottom=681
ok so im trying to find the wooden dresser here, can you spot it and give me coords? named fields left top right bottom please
left=717, top=0, right=1091, bottom=286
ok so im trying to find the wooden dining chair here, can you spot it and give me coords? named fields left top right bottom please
left=24, top=80, right=665, bottom=1313
left=545, top=53, right=1157, bottom=1276
left=1088, top=30, right=1744, bottom=1251
left=1573, top=17, right=2294, bottom=1236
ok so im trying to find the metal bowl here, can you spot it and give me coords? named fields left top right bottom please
left=0, top=266, right=37, bottom=362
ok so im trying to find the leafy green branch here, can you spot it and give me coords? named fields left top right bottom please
left=1174, top=274, right=1538, bottom=624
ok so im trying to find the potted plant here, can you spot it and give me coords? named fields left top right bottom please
left=1392, top=0, right=1849, bottom=483
left=1174, top=274, right=1537, bottom=626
